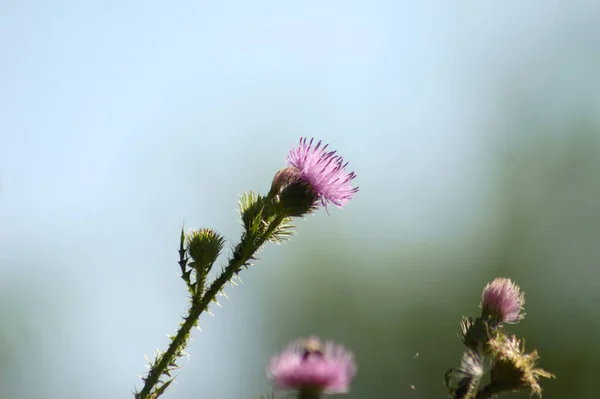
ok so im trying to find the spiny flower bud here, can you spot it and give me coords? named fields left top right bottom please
left=269, top=167, right=318, bottom=217
left=460, top=316, right=498, bottom=352
left=481, top=277, right=525, bottom=324
left=185, top=228, right=225, bottom=273
left=486, top=334, right=555, bottom=397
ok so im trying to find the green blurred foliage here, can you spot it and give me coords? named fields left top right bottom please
left=0, top=291, right=31, bottom=399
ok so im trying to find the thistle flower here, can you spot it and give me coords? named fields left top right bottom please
left=267, top=337, right=357, bottom=396
left=280, top=138, right=358, bottom=211
left=485, top=334, right=555, bottom=397
left=481, top=278, right=525, bottom=324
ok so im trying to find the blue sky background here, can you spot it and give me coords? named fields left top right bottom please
left=1, top=1, right=599, bottom=398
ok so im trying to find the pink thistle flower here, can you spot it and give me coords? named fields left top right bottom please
left=267, top=337, right=357, bottom=395
left=481, top=278, right=525, bottom=323
left=286, top=138, right=358, bottom=209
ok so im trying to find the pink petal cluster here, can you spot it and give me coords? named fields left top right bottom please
left=268, top=337, right=357, bottom=395
left=481, top=278, right=525, bottom=323
left=287, top=138, right=358, bottom=209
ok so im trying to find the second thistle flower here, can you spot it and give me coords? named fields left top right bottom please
left=268, top=337, right=357, bottom=396
left=481, top=277, right=525, bottom=324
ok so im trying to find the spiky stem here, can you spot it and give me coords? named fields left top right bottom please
left=136, top=216, right=284, bottom=399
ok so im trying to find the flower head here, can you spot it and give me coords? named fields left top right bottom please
left=481, top=278, right=525, bottom=324
left=285, top=138, right=358, bottom=210
left=268, top=337, right=357, bottom=395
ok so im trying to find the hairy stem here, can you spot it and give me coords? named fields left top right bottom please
left=136, top=216, right=284, bottom=399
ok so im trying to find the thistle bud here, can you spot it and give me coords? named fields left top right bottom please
left=460, top=316, right=497, bottom=352
left=185, top=228, right=225, bottom=274
left=269, top=167, right=317, bottom=217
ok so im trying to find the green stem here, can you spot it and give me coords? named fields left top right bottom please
left=136, top=216, right=284, bottom=399
left=297, top=391, right=321, bottom=399
left=474, top=385, right=497, bottom=399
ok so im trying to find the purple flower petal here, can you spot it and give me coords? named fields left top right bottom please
left=481, top=278, right=525, bottom=323
left=267, top=337, right=357, bottom=395
left=287, top=138, right=358, bottom=209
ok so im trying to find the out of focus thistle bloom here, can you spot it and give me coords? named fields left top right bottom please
left=459, top=350, right=486, bottom=380
left=270, top=138, right=358, bottom=216
left=268, top=337, right=357, bottom=397
left=485, top=334, right=555, bottom=397
left=481, top=278, right=525, bottom=324
left=446, top=278, right=553, bottom=399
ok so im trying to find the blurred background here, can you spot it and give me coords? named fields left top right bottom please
left=1, top=1, right=599, bottom=398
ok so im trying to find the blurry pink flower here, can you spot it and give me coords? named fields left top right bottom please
left=268, top=337, right=357, bottom=395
